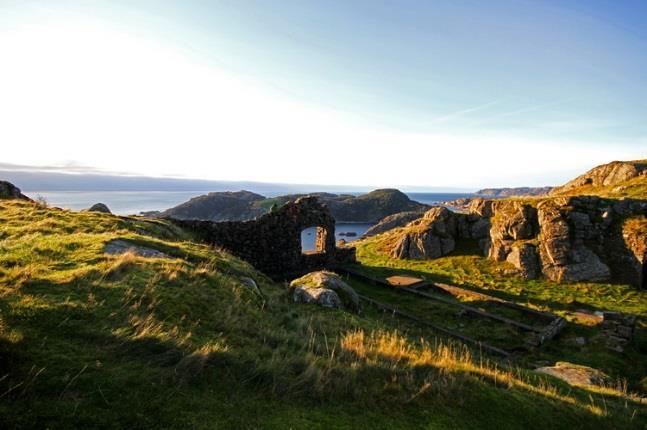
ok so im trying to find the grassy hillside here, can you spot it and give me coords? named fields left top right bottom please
left=1, top=199, right=646, bottom=429
left=550, top=159, right=647, bottom=199
left=353, top=232, right=647, bottom=390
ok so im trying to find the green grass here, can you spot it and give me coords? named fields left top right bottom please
left=352, top=235, right=647, bottom=395
left=551, top=174, right=647, bottom=199
left=1, top=200, right=646, bottom=429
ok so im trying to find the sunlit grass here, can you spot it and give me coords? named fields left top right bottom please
left=0, top=199, right=645, bottom=429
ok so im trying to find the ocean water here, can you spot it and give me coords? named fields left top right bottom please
left=24, top=190, right=472, bottom=251
left=25, top=190, right=474, bottom=215
left=300, top=223, right=372, bottom=251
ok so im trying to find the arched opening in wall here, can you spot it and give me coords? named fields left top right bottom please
left=301, top=226, right=328, bottom=254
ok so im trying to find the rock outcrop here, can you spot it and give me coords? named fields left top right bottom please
left=289, top=271, right=359, bottom=311
left=551, top=160, right=647, bottom=197
left=389, top=194, right=647, bottom=286
left=534, top=362, right=610, bottom=387
left=0, top=181, right=30, bottom=200
left=363, top=210, right=425, bottom=237
left=87, top=203, right=112, bottom=214
left=505, top=243, right=541, bottom=279
left=487, top=201, right=538, bottom=263
left=391, top=207, right=458, bottom=259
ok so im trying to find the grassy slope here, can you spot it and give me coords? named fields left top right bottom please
left=550, top=161, right=647, bottom=199
left=353, top=233, right=647, bottom=393
left=0, top=200, right=645, bottom=429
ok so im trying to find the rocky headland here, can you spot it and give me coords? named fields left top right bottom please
left=476, top=186, right=554, bottom=198
left=161, top=188, right=429, bottom=223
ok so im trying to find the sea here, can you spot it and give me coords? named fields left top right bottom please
left=23, top=190, right=473, bottom=250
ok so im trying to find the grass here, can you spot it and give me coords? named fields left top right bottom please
left=1, top=199, right=646, bottom=429
left=551, top=174, right=647, bottom=199
left=352, top=234, right=647, bottom=396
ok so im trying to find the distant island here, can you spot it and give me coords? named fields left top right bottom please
left=157, top=188, right=430, bottom=223
left=475, top=186, right=553, bottom=197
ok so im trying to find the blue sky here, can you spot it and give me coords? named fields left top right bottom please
left=0, top=0, right=645, bottom=189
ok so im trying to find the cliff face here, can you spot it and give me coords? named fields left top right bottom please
left=389, top=196, right=647, bottom=286
left=482, top=196, right=646, bottom=285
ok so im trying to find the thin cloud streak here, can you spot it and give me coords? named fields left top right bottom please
left=431, top=100, right=500, bottom=123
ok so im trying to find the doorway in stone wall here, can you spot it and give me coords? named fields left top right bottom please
left=301, top=226, right=328, bottom=254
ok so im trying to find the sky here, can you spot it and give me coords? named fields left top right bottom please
left=0, top=0, right=646, bottom=190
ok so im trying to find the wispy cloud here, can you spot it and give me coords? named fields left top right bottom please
left=465, top=99, right=573, bottom=127
left=431, top=100, right=500, bottom=123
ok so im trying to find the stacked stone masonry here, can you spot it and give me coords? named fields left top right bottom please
left=169, top=196, right=356, bottom=279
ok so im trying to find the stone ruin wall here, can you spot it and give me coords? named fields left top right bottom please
left=169, top=196, right=356, bottom=279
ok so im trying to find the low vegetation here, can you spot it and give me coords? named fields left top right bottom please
left=1, top=199, right=646, bottom=428
left=353, top=234, right=647, bottom=395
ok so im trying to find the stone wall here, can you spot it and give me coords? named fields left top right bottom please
left=169, top=196, right=356, bottom=279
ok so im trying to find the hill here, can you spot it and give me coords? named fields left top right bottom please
left=550, top=159, right=647, bottom=198
left=476, top=187, right=553, bottom=197
left=1, top=198, right=645, bottom=429
left=161, top=188, right=429, bottom=223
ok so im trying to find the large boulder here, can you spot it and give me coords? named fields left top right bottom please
left=537, top=200, right=610, bottom=282
left=391, top=207, right=457, bottom=259
left=506, top=243, right=540, bottom=279
left=363, top=210, right=425, bottom=237
left=534, top=362, right=610, bottom=387
left=87, top=203, right=112, bottom=214
left=289, top=271, right=359, bottom=312
left=0, top=181, right=29, bottom=200
left=487, top=201, right=538, bottom=262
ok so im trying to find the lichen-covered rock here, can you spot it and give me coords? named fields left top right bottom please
left=534, top=362, right=610, bottom=387
left=87, top=203, right=112, bottom=214
left=486, top=201, right=538, bottom=264
left=292, top=286, right=342, bottom=309
left=537, top=200, right=611, bottom=282
left=0, top=181, right=29, bottom=200
left=490, top=202, right=538, bottom=241
left=104, top=239, right=171, bottom=259
left=391, top=207, right=457, bottom=259
left=505, top=243, right=540, bottom=279
left=468, top=198, right=495, bottom=217
left=289, top=271, right=359, bottom=311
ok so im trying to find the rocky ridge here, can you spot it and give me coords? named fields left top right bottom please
left=161, top=188, right=429, bottom=223
left=476, top=187, right=553, bottom=197
left=550, top=160, right=647, bottom=198
left=388, top=196, right=647, bottom=286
